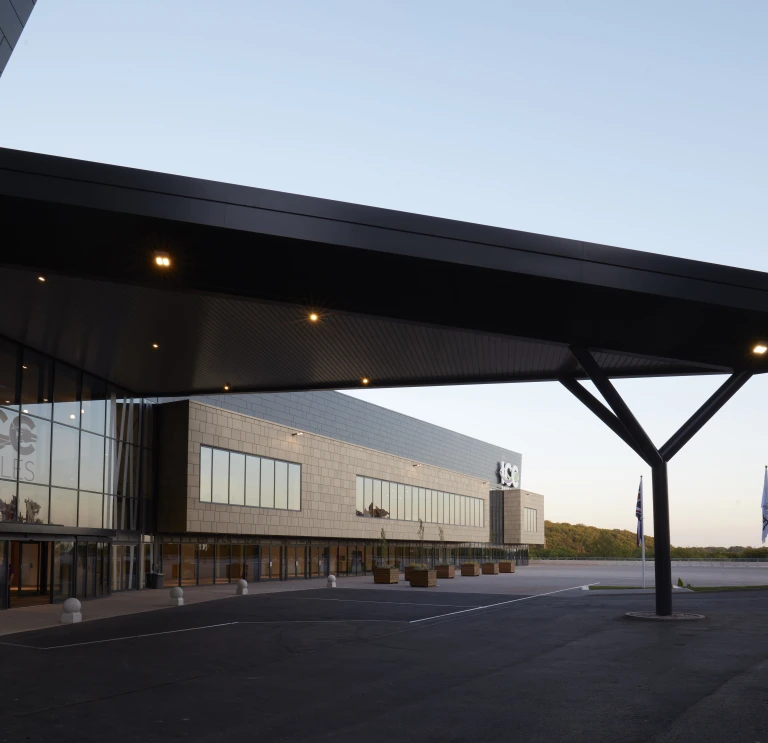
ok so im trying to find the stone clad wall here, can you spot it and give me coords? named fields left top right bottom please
left=502, top=490, right=545, bottom=545
left=182, top=400, right=489, bottom=542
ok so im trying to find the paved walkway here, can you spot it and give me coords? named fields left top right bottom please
left=0, top=578, right=332, bottom=637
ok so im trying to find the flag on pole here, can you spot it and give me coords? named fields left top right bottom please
left=762, top=467, right=768, bottom=545
left=636, top=477, right=643, bottom=547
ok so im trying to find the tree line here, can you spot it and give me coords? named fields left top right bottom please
left=530, top=521, right=768, bottom=559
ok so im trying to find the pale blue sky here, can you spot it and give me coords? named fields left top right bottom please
left=1, top=1, right=766, bottom=545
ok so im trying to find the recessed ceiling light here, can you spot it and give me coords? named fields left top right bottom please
left=153, top=251, right=171, bottom=268
left=152, top=343, right=159, bottom=349
left=309, top=313, right=319, bottom=322
left=38, top=276, right=45, bottom=282
left=70, top=414, right=76, bottom=419
left=753, top=344, right=767, bottom=355
left=22, top=409, right=28, bottom=414
left=43, top=398, right=48, bottom=402
left=22, top=365, right=27, bottom=370
left=361, top=378, right=370, bottom=385
left=4, top=400, right=9, bottom=404
left=223, top=384, right=230, bottom=391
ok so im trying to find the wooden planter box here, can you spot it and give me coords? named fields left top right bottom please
left=461, top=563, right=480, bottom=577
left=435, top=565, right=455, bottom=579
left=499, top=561, right=516, bottom=573
left=404, top=566, right=414, bottom=581
left=373, top=567, right=399, bottom=584
left=409, top=569, right=437, bottom=588
left=482, top=562, right=499, bottom=575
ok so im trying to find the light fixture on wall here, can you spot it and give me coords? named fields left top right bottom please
left=292, top=432, right=304, bottom=437
left=153, top=251, right=171, bottom=267
left=412, top=463, right=422, bottom=467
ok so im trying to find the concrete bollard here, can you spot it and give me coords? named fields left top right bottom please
left=61, top=597, right=82, bottom=624
left=169, top=586, right=184, bottom=606
left=236, top=578, right=248, bottom=596
left=327, top=574, right=336, bottom=588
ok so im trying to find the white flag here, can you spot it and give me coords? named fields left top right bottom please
left=762, top=468, right=768, bottom=545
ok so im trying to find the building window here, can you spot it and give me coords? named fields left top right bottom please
left=355, top=475, right=483, bottom=526
left=198, top=445, right=301, bottom=511
left=525, top=507, right=538, bottom=533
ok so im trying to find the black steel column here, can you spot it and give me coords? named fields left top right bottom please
left=651, top=461, right=672, bottom=615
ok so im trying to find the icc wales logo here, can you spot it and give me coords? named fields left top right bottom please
left=498, top=461, right=519, bottom=488
left=0, top=408, right=38, bottom=456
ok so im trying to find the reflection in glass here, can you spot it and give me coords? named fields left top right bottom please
left=78, top=490, right=102, bottom=528
left=51, top=424, right=79, bottom=489
left=0, top=478, right=16, bottom=522
left=260, top=458, right=274, bottom=508
left=229, top=453, right=245, bottom=505
left=245, top=455, right=260, bottom=506
left=0, top=407, right=18, bottom=482
left=373, top=479, right=381, bottom=514
left=103, top=493, right=115, bottom=528
left=53, top=542, right=74, bottom=602
left=398, top=484, right=404, bottom=520
left=200, top=446, right=212, bottom=502
left=81, top=374, right=106, bottom=435
left=180, top=544, right=197, bottom=586
left=16, top=414, right=50, bottom=485
left=198, top=544, right=214, bottom=585
left=53, top=362, right=80, bottom=426
left=212, top=449, right=229, bottom=503
left=274, top=461, right=288, bottom=509
left=364, top=477, right=372, bottom=517
left=50, top=488, right=78, bottom=526
left=0, top=338, right=18, bottom=407
left=288, top=463, right=300, bottom=510
left=381, top=482, right=390, bottom=518
left=405, top=486, right=412, bottom=520
left=18, top=482, right=49, bottom=524
left=426, top=490, right=432, bottom=523
left=20, top=349, right=52, bottom=419
left=162, top=543, right=180, bottom=586
left=355, top=475, right=364, bottom=516
left=80, top=431, right=105, bottom=492
left=215, top=544, right=230, bottom=582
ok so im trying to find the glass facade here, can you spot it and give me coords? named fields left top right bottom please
left=355, top=475, right=484, bottom=527
left=0, top=337, right=154, bottom=533
left=159, top=536, right=528, bottom=585
left=199, top=445, right=301, bottom=511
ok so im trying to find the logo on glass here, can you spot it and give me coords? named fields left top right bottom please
left=0, top=408, right=37, bottom=455
left=498, top=461, right=519, bottom=488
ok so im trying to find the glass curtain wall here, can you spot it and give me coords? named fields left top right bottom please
left=199, top=446, right=300, bottom=512
left=0, top=337, right=154, bottom=535
left=355, top=475, right=484, bottom=527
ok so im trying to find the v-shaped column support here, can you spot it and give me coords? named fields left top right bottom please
left=561, top=346, right=751, bottom=616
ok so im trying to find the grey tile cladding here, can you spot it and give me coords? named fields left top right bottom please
left=162, top=390, right=522, bottom=485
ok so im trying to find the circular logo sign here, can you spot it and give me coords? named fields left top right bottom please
left=498, top=461, right=520, bottom=488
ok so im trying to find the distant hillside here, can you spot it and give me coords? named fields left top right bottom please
left=530, top=521, right=768, bottom=559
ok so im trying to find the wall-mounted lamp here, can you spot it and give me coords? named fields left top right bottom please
left=292, top=432, right=304, bottom=437
left=412, top=463, right=422, bottom=467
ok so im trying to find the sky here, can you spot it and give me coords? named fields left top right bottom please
left=1, top=1, right=767, bottom=546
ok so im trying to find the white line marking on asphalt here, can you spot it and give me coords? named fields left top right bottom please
left=1, top=619, right=405, bottom=651
left=408, top=583, right=601, bottom=624
left=271, top=596, right=473, bottom=608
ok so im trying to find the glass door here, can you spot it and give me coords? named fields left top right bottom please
left=8, top=541, right=50, bottom=607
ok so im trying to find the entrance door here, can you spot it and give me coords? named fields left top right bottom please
left=8, top=541, right=50, bottom=608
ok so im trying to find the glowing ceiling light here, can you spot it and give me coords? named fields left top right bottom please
left=153, top=251, right=171, bottom=268
left=38, top=276, right=46, bottom=282
left=309, top=313, right=319, bottom=322
left=361, top=378, right=370, bottom=385
left=753, top=344, right=767, bottom=355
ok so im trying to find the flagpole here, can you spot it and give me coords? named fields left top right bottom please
left=641, top=475, right=646, bottom=588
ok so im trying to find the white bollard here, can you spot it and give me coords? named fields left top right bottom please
left=169, top=586, right=184, bottom=606
left=61, top=597, right=82, bottom=624
left=327, top=574, right=336, bottom=588
left=236, top=578, right=248, bottom=596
